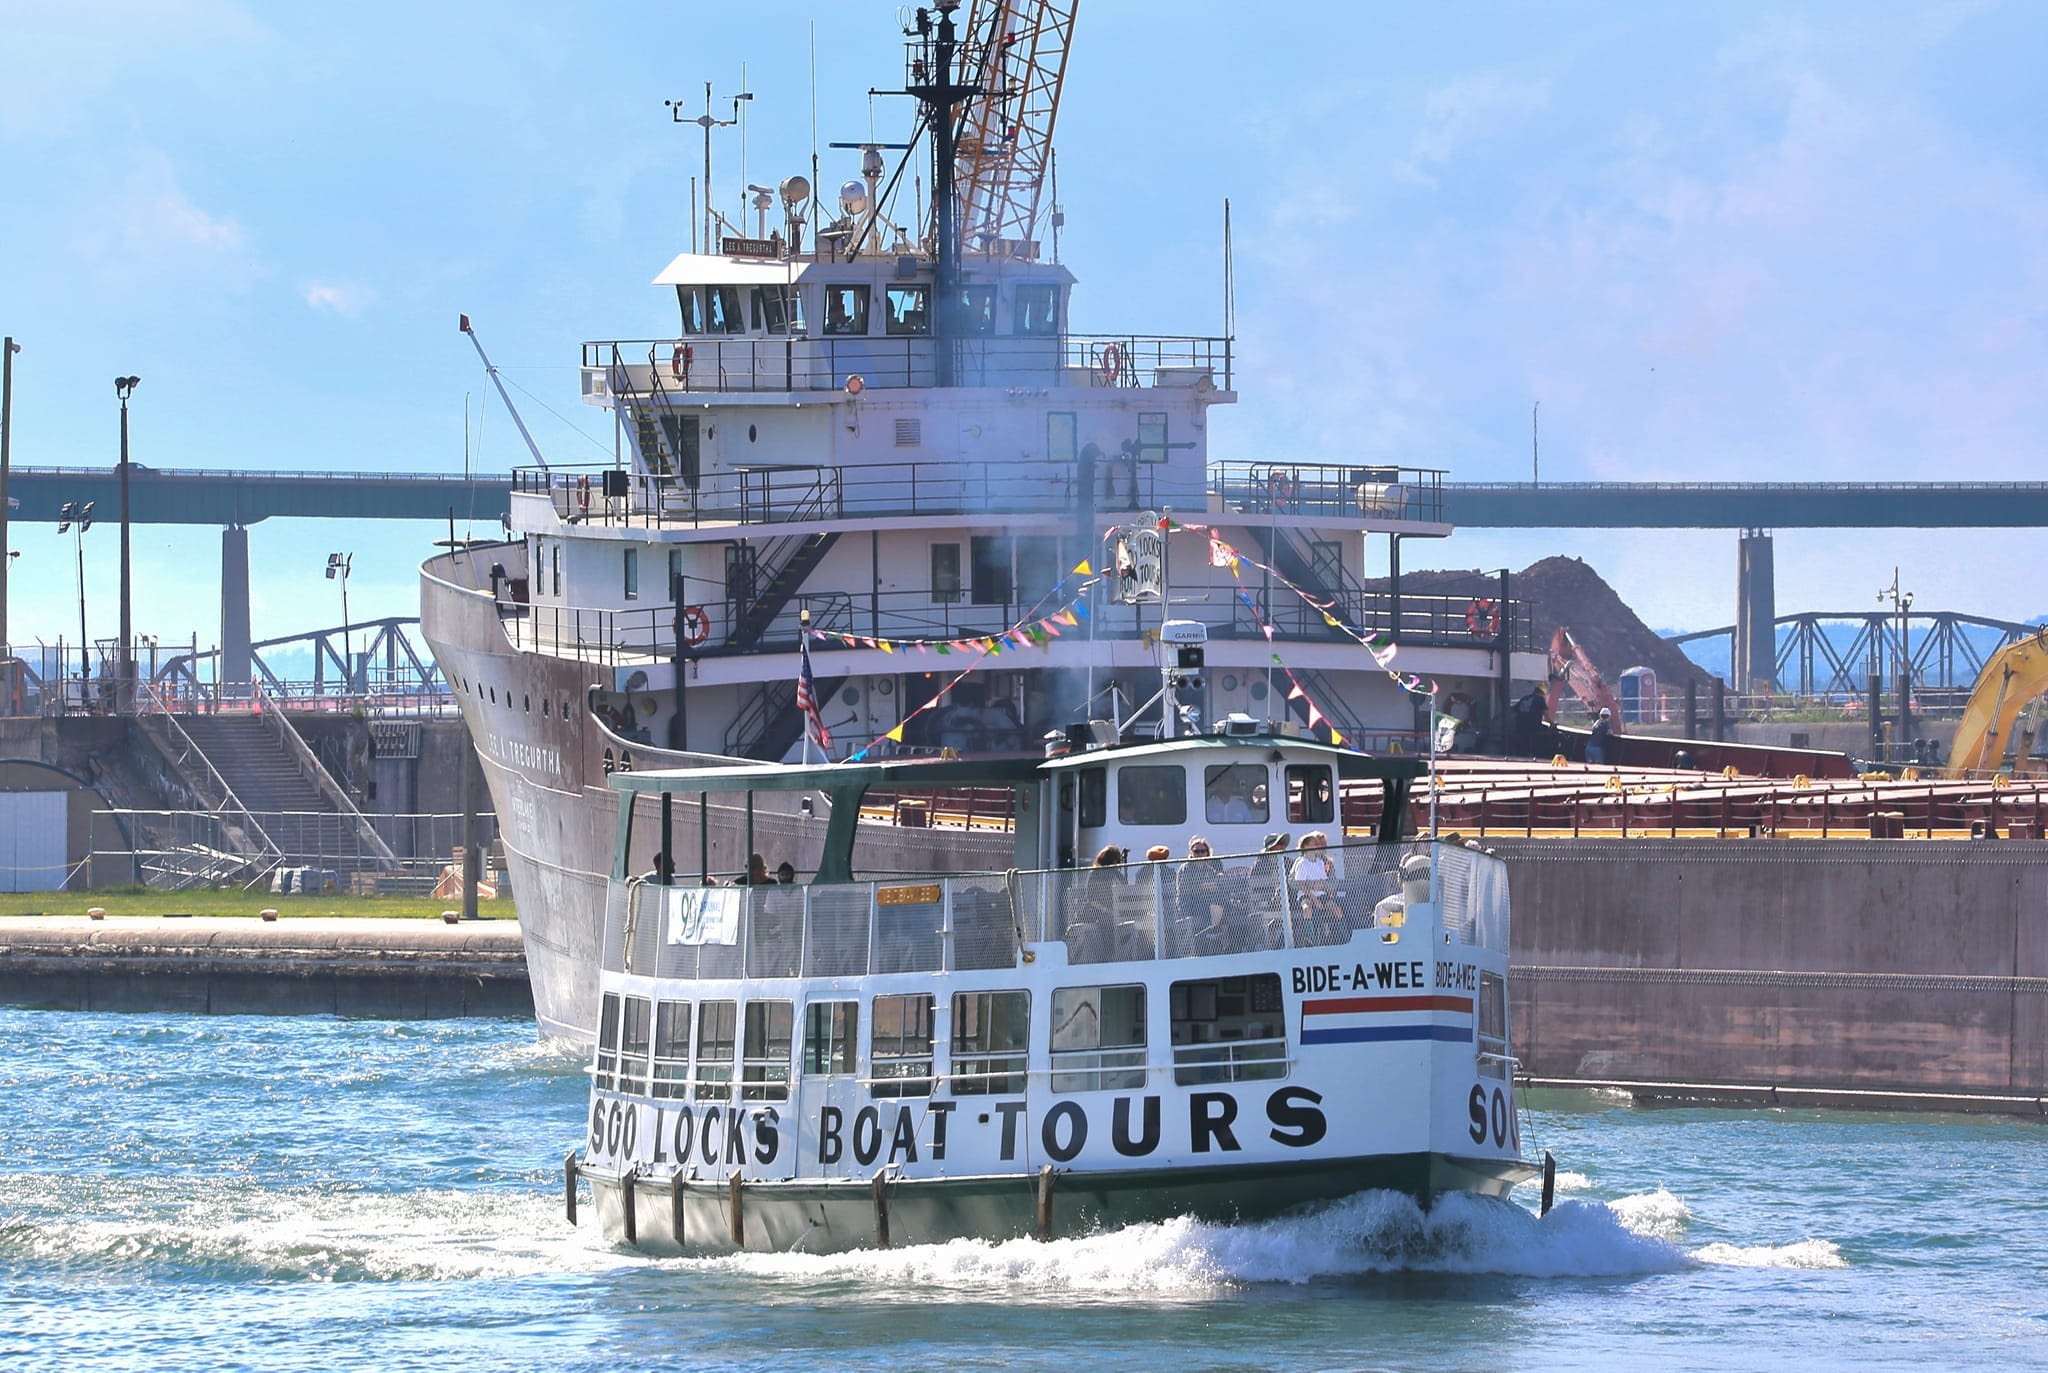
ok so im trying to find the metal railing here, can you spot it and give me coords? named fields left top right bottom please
left=87, top=809, right=502, bottom=892
left=605, top=839, right=1500, bottom=979
left=581, top=332, right=1231, bottom=395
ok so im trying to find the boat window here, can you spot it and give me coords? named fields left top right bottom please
left=1204, top=764, right=1269, bottom=826
left=1478, top=971, right=1508, bottom=1080
left=931, top=543, right=962, bottom=604
left=1286, top=764, right=1335, bottom=825
left=676, top=286, right=705, bottom=334
left=1046, top=412, right=1076, bottom=463
left=802, top=999, right=858, bottom=1076
left=1015, top=536, right=1060, bottom=603
left=1137, top=413, right=1168, bottom=463
left=593, top=990, right=622, bottom=1092
left=872, top=993, right=935, bottom=1098
left=1050, top=984, right=1146, bottom=1093
left=618, top=994, right=654, bottom=1096
left=950, top=989, right=1028, bottom=1095
left=1308, top=539, right=1342, bottom=587
left=884, top=283, right=931, bottom=336
left=1169, top=974, right=1286, bottom=1085
left=969, top=534, right=1012, bottom=606
left=823, top=284, right=870, bottom=335
left=1077, top=767, right=1106, bottom=828
left=652, top=1000, right=692, bottom=1100
left=1014, top=283, right=1059, bottom=336
left=956, top=284, right=995, bottom=336
left=693, top=998, right=736, bottom=1099
left=551, top=543, right=561, bottom=597
left=1117, top=764, right=1187, bottom=826
left=707, top=285, right=745, bottom=334
left=751, top=285, right=799, bottom=334
left=623, top=547, right=639, bottom=601
left=741, top=999, right=793, bottom=1101
left=667, top=549, right=683, bottom=603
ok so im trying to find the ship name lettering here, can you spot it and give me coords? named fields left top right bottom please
left=852, top=1106, right=884, bottom=1166
left=1189, top=1092, right=1239, bottom=1153
left=1374, top=959, right=1425, bottom=990
left=1435, top=961, right=1478, bottom=992
left=1041, top=1101, right=1087, bottom=1162
left=485, top=730, right=562, bottom=778
left=995, top=1101, right=1029, bottom=1161
left=1292, top=964, right=1346, bottom=994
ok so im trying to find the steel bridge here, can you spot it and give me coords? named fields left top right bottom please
left=1666, top=611, right=2042, bottom=697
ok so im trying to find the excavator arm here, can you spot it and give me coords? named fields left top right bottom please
left=941, top=0, right=1078, bottom=260
left=1546, top=626, right=1621, bottom=723
left=1945, top=627, right=2048, bottom=777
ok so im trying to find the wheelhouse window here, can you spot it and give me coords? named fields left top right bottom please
left=652, top=1000, right=692, bottom=1100
left=802, top=1000, right=858, bottom=1076
left=1205, top=763, right=1270, bottom=826
left=676, top=286, right=705, bottom=334
left=884, top=284, right=931, bottom=335
left=550, top=543, right=561, bottom=597
left=1046, top=412, right=1076, bottom=463
left=1169, top=974, right=1286, bottom=1085
left=1077, top=767, right=1106, bottom=828
left=623, top=547, right=639, bottom=601
left=618, top=994, right=654, bottom=1096
left=741, top=999, right=793, bottom=1101
left=593, top=990, right=622, bottom=1092
left=707, top=284, right=745, bottom=334
left=872, top=992, right=935, bottom=1097
left=1137, top=412, right=1168, bottom=462
left=1050, top=984, right=1146, bottom=1093
left=1014, top=283, right=1060, bottom=336
left=950, top=990, right=1028, bottom=1095
left=823, top=284, right=870, bottom=335
left=931, top=543, right=962, bottom=604
left=1117, top=765, right=1187, bottom=826
left=1286, top=764, right=1335, bottom=825
left=957, top=284, right=995, bottom=335
left=693, top=998, right=736, bottom=1099
left=751, top=285, right=801, bottom=334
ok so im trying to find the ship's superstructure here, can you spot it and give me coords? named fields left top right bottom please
left=420, top=1, right=1544, bottom=1042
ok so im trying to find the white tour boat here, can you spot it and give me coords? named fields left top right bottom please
left=566, top=659, right=1535, bottom=1251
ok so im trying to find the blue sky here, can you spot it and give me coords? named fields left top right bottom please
left=3, top=1, right=2045, bottom=668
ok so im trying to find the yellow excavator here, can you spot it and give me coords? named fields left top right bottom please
left=1946, top=627, right=2048, bottom=777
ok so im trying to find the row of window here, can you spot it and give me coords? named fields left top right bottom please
left=676, top=282, right=1060, bottom=339
left=592, top=974, right=1289, bottom=1102
left=1067, top=762, right=1339, bottom=830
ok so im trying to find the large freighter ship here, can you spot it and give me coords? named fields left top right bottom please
left=421, top=1, right=1542, bottom=1043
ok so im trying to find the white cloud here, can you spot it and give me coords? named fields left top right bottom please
left=68, top=150, right=259, bottom=293
left=302, top=282, right=375, bottom=316
left=1393, top=73, right=1552, bottom=188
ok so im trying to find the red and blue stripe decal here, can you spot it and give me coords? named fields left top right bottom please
left=1299, top=994, right=1474, bottom=1045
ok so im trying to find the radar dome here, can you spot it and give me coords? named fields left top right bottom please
left=839, top=180, right=868, bottom=215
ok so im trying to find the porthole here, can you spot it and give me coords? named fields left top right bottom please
left=840, top=686, right=860, bottom=706
left=603, top=748, right=615, bottom=774
left=1249, top=680, right=1267, bottom=701
left=876, top=678, right=894, bottom=697
left=1220, top=673, right=1239, bottom=692
left=543, top=699, right=551, bottom=717
left=489, top=686, right=496, bottom=704
left=748, top=424, right=758, bottom=442
left=523, top=694, right=530, bottom=712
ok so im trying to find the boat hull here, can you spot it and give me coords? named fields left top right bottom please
left=582, top=1152, right=1537, bottom=1254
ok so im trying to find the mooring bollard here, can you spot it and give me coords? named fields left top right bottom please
left=260, top=908, right=279, bottom=923
left=441, top=909, right=461, bottom=925
left=87, top=907, right=106, bottom=921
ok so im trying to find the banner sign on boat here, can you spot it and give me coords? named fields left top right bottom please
left=876, top=883, right=942, bottom=907
left=666, top=887, right=743, bottom=946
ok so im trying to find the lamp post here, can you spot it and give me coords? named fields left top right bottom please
left=57, top=500, right=94, bottom=702
left=326, top=552, right=353, bottom=692
left=115, top=374, right=139, bottom=712
left=1878, top=567, right=1914, bottom=757
left=2, top=337, right=19, bottom=659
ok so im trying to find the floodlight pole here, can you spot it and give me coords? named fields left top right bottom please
left=1, top=337, right=17, bottom=660
left=116, top=375, right=139, bottom=712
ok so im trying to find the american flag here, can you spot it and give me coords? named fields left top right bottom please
left=797, top=633, right=830, bottom=749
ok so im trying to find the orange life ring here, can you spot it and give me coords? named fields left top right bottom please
left=670, top=343, right=692, bottom=379
left=844, top=374, right=865, bottom=395
left=678, top=604, right=710, bottom=647
left=1465, top=598, right=1500, bottom=637
left=1099, top=342, right=1123, bottom=385
left=577, top=474, right=590, bottom=511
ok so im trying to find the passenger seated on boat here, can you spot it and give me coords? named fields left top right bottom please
left=1066, top=845, right=1123, bottom=964
left=734, top=853, right=770, bottom=886
left=775, top=862, right=797, bottom=884
left=1175, top=839, right=1236, bottom=955
left=1291, top=831, right=1345, bottom=946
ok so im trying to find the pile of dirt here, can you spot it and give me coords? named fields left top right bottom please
left=1368, top=555, right=1714, bottom=690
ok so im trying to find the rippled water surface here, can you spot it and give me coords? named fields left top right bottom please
left=3, top=1008, right=2043, bottom=1371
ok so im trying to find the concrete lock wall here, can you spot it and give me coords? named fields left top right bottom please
left=1493, top=838, right=2048, bottom=1099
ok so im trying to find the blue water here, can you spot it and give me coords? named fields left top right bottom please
left=3, top=1009, right=2044, bottom=1371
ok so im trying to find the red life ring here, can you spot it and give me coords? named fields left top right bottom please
left=677, top=604, right=710, bottom=647
left=670, top=343, right=693, bottom=380
left=577, top=475, right=590, bottom=511
left=1099, top=342, right=1123, bottom=385
left=1465, top=598, right=1501, bottom=637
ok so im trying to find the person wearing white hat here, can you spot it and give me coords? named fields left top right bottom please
left=1588, top=706, right=1613, bottom=765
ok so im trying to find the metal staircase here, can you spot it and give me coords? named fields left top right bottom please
left=724, top=674, right=849, bottom=761
left=730, top=532, right=841, bottom=647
